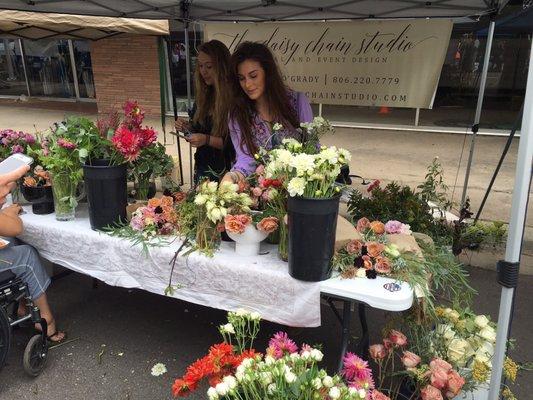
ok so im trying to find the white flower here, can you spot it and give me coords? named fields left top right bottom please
left=301, top=350, right=311, bottom=360
left=194, top=194, right=207, bottom=205
left=150, top=363, right=167, bottom=377
left=235, top=308, right=248, bottom=317
left=250, top=311, right=261, bottom=321
left=290, top=153, right=316, bottom=176
left=273, top=122, right=283, bottom=131
left=241, top=358, right=254, bottom=368
left=318, top=146, right=339, bottom=165
left=310, top=348, right=323, bottom=362
left=479, top=326, right=497, bottom=343
left=207, top=387, right=219, bottom=400
left=235, top=370, right=245, bottom=382
left=220, top=323, right=235, bottom=334
left=447, top=338, right=472, bottom=366
left=436, top=324, right=456, bottom=342
left=356, top=268, right=367, bottom=278
left=323, top=376, right=334, bottom=388
left=312, top=377, right=322, bottom=389
left=475, top=315, right=490, bottom=329
left=358, top=389, right=367, bottom=399
left=267, top=383, right=277, bottom=395
left=289, top=352, right=300, bottom=361
left=260, top=371, right=273, bottom=385
left=287, top=177, right=306, bottom=197
left=285, top=371, right=297, bottom=383
left=215, top=382, right=229, bottom=396
left=338, top=147, right=352, bottom=163
left=223, top=375, right=237, bottom=389
left=328, top=386, right=341, bottom=399
left=265, top=355, right=275, bottom=365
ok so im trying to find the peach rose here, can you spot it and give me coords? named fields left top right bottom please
left=446, top=370, right=465, bottom=398
left=374, top=256, right=392, bottom=274
left=23, top=176, right=37, bottom=187
left=389, top=330, right=408, bottom=347
left=235, top=214, right=252, bottom=226
left=370, top=221, right=386, bottom=235
left=224, top=215, right=246, bottom=234
left=366, top=242, right=385, bottom=258
left=421, top=385, right=444, bottom=400
left=362, top=255, right=373, bottom=270
left=401, top=351, right=421, bottom=369
left=383, top=338, right=393, bottom=350
left=371, top=390, right=392, bottom=400
left=252, top=187, right=263, bottom=197
left=430, top=368, right=448, bottom=390
left=257, top=216, right=279, bottom=233
left=356, top=217, right=371, bottom=232
left=345, top=240, right=363, bottom=255
left=430, top=359, right=453, bottom=373
left=369, top=344, right=388, bottom=360
left=161, top=195, right=174, bottom=207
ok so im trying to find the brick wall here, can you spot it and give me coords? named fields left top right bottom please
left=90, top=35, right=162, bottom=116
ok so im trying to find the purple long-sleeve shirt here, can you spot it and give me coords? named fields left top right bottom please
left=229, top=91, right=313, bottom=176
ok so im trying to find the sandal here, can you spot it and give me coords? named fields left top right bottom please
left=46, top=330, right=67, bottom=345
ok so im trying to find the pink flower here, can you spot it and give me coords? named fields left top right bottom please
left=346, top=240, right=363, bottom=255
left=57, top=138, right=77, bottom=150
left=384, top=220, right=403, bottom=234
left=356, top=217, right=371, bottom=232
left=430, top=368, right=449, bottom=390
left=123, top=100, right=145, bottom=127
left=369, top=344, right=388, bottom=361
left=401, top=351, right=421, bottom=369
left=300, top=343, right=312, bottom=354
left=252, top=187, right=263, bottom=197
left=374, top=256, right=392, bottom=275
left=11, top=144, right=24, bottom=154
left=235, top=214, right=252, bottom=226
left=446, top=370, right=465, bottom=398
left=399, top=223, right=412, bottom=235
left=224, top=215, right=246, bottom=234
left=138, top=127, right=157, bottom=148
left=267, top=332, right=298, bottom=359
left=130, top=216, right=145, bottom=231
left=371, top=390, right=392, bottom=400
left=255, top=164, right=265, bottom=175
left=367, top=179, right=381, bottom=193
left=342, top=352, right=374, bottom=388
left=421, top=385, right=444, bottom=400
left=112, top=126, right=141, bottom=161
left=383, top=339, right=393, bottom=350
left=389, top=330, right=408, bottom=347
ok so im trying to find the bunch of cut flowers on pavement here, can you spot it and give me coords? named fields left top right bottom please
left=105, top=193, right=184, bottom=253
left=172, top=309, right=381, bottom=400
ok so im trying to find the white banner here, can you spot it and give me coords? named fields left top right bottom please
left=205, top=20, right=453, bottom=108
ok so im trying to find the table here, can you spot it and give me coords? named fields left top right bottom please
left=18, top=205, right=413, bottom=364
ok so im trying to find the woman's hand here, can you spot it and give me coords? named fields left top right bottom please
left=174, top=117, right=191, bottom=133
left=2, top=204, right=22, bottom=217
left=0, top=165, right=30, bottom=206
left=186, top=133, right=207, bottom=148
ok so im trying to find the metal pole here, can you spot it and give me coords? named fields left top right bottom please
left=18, top=39, right=31, bottom=97
left=318, top=103, right=323, bottom=117
left=67, top=40, right=81, bottom=99
left=488, top=39, right=533, bottom=400
left=184, top=22, right=194, bottom=187
left=461, top=20, right=495, bottom=206
left=415, top=108, right=420, bottom=126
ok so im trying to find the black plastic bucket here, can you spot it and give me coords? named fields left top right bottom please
left=21, top=185, right=55, bottom=215
left=83, top=160, right=127, bottom=230
left=287, top=195, right=340, bottom=282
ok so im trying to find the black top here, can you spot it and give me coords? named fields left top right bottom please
left=189, top=103, right=235, bottom=183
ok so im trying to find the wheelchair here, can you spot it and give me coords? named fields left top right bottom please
left=0, top=270, right=49, bottom=376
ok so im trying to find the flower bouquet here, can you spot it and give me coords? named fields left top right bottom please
left=172, top=309, right=379, bottom=400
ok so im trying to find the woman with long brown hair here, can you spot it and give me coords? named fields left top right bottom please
left=175, top=40, right=235, bottom=183
left=222, top=42, right=313, bottom=183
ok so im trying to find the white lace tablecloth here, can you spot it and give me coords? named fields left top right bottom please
left=18, top=205, right=323, bottom=327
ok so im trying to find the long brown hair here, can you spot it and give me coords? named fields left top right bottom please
left=193, top=40, right=232, bottom=138
left=230, top=42, right=299, bottom=155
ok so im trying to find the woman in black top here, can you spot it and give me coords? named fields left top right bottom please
left=175, top=40, right=235, bottom=183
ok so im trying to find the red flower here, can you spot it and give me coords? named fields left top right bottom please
left=367, top=179, right=381, bottom=193
left=123, top=100, right=145, bottom=128
left=112, top=126, right=141, bottom=161
left=139, top=127, right=158, bottom=148
left=389, top=330, right=408, bottom=347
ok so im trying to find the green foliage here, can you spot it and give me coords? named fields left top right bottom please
left=417, top=157, right=454, bottom=214
left=461, top=221, right=507, bottom=249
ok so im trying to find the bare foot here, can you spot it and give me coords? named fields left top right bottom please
left=34, top=319, right=66, bottom=342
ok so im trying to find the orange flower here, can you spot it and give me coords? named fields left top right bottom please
left=366, top=241, right=385, bottom=258
left=345, top=240, right=363, bottom=255
left=235, top=214, right=252, bottom=226
left=161, top=195, right=174, bottom=207
left=23, top=176, right=37, bottom=187
left=224, top=215, right=246, bottom=234
left=257, top=216, right=279, bottom=233
left=173, top=191, right=187, bottom=203
left=362, top=255, right=373, bottom=270
left=374, top=256, right=392, bottom=274
left=148, top=198, right=161, bottom=208
left=370, top=221, right=385, bottom=235
left=356, top=217, right=371, bottom=232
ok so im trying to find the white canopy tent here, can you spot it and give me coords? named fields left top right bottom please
left=1, top=2, right=530, bottom=399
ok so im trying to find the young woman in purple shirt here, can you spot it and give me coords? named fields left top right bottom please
left=222, top=42, right=313, bottom=183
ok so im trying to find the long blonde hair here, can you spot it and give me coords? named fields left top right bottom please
left=193, top=40, right=232, bottom=138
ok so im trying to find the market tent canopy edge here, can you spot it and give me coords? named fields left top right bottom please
left=0, top=10, right=169, bottom=40
left=0, top=0, right=510, bottom=22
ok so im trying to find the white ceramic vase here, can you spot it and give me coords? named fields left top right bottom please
left=227, top=224, right=268, bottom=256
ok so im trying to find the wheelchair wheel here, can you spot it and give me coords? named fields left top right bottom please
left=0, top=308, right=11, bottom=373
left=23, top=334, right=48, bottom=377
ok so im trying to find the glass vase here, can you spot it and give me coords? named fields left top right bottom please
left=51, top=172, right=78, bottom=221
left=134, top=175, right=155, bottom=201
left=278, top=220, right=289, bottom=262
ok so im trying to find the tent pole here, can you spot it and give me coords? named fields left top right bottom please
left=184, top=21, right=194, bottom=187
left=460, top=19, right=496, bottom=206
left=488, top=38, right=533, bottom=400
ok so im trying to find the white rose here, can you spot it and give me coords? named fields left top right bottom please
left=207, top=387, right=219, bottom=400
left=323, top=376, right=334, bottom=388
left=265, top=355, right=275, bottom=365
left=220, top=323, right=235, bottom=334
left=284, top=371, right=297, bottom=383
left=437, top=324, right=456, bottom=342
left=474, top=350, right=491, bottom=364
left=287, top=177, right=306, bottom=197
left=301, top=350, right=311, bottom=360
left=260, top=371, right=273, bottom=385
left=267, top=383, right=277, bottom=395
left=310, top=348, right=324, bottom=362
left=273, top=123, right=283, bottom=131
left=289, top=352, right=300, bottom=361
left=223, top=375, right=237, bottom=389
left=475, top=315, right=490, bottom=329
left=312, top=377, right=322, bottom=389
left=447, top=338, right=469, bottom=364
left=328, top=387, right=341, bottom=399
left=194, top=194, right=207, bottom=205
left=355, top=268, right=367, bottom=278
left=479, top=326, right=497, bottom=343
left=250, top=311, right=261, bottom=321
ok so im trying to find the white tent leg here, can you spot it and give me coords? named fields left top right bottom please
left=488, top=38, right=533, bottom=400
left=460, top=20, right=496, bottom=206
left=184, top=22, right=194, bottom=187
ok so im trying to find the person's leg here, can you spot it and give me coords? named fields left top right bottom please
left=0, top=244, right=64, bottom=341
left=32, top=293, right=65, bottom=342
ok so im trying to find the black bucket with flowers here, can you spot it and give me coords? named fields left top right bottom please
left=21, top=166, right=54, bottom=215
